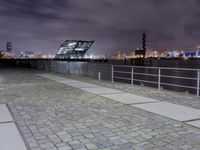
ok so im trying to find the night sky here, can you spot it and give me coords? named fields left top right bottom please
left=0, top=0, right=200, bottom=56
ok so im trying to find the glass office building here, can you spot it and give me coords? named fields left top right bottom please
left=56, top=40, right=94, bottom=59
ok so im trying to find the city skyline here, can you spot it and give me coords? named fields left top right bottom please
left=0, top=0, right=200, bottom=56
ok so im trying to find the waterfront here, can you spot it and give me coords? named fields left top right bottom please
left=1, top=58, right=200, bottom=95
left=13, top=58, right=200, bottom=95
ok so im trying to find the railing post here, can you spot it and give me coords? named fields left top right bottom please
left=197, top=70, right=200, bottom=96
left=67, top=63, right=69, bottom=74
left=98, top=72, right=101, bottom=80
left=131, top=67, right=134, bottom=85
left=111, top=65, right=114, bottom=83
left=75, top=68, right=78, bottom=76
left=158, top=68, right=161, bottom=90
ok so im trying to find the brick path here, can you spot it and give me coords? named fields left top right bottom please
left=1, top=68, right=200, bottom=150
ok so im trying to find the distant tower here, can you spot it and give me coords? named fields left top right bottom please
left=135, top=33, right=147, bottom=58
left=142, top=33, right=146, bottom=58
left=6, top=41, right=12, bottom=52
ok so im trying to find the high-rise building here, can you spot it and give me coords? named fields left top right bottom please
left=6, top=41, right=12, bottom=52
left=56, top=40, right=94, bottom=59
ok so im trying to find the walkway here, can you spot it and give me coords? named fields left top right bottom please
left=37, top=74, right=200, bottom=127
left=1, top=68, right=200, bottom=149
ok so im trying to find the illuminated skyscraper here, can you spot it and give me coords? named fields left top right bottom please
left=56, top=40, right=94, bottom=59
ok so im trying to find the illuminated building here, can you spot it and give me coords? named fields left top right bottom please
left=0, top=51, right=15, bottom=59
left=56, top=40, right=94, bottom=59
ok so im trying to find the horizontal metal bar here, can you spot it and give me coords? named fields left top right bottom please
left=94, top=67, right=111, bottom=70
left=93, top=66, right=109, bottom=68
left=112, top=65, right=199, bottom=71
left=161, top=75, right=197, bottom=80
left=98, top=72, right=112, bottom=75
left=161, top=82, right=197, bottom=89
left=133, top=72, right=158, bottom=77
left=113, top=76, right=132, bottom=81
left=113, top=65, right=134, bottom=68
left=113, top=71, right=131, bottom=74
left=160, top=67, right=198, bottom=71
left=133, top=78, right=158, bottom=84
left=113, top=65, right=159, bottom=69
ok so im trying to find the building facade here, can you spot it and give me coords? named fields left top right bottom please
left=56, top=40, right=94, bottom=59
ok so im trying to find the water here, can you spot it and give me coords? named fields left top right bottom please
left=111, top=58, right=200, bottom=68
left=111, top=58, right=200, bottom=95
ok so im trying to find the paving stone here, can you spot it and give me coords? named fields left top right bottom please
left=0, top=122, right=27, bottom=150
left=132, top=102, right=200, bottom=121
left=79, top=87, right=122, bottom=94
left=39, top=142, right=55, bottom=149
left=0, top=104, right=13, bottom=122
left=187, top=120, right=200, bottom=128
left=30, top=147, right=41, bottom=150
left=57, top=132, right=72, bottom=142
left=100, top=93, right=158, bottom=104
left=58, top=146, right=72, bottom=150
left=86, top=143, right=98, bottom=149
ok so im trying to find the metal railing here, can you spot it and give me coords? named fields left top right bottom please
left=46, top=61, right=200, bottom=96
left=20, top=59, right=200, bottom=96
left=112, top=65, right=200, bottom=96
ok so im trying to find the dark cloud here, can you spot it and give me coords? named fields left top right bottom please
left=0, top=0, right=68, bottom=20
left=0, top=0, right=200, bottom=56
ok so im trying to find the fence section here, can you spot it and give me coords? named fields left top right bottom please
left=112, top=65, right=200, bottom=96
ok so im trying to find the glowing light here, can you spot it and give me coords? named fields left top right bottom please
left=68, top=42, right=77, bottom=46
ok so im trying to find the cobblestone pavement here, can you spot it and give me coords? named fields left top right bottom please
left=1, top=68, right=200, bottom=150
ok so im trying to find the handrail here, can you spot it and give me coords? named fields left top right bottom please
left=161, top=75, right=197, bottom=80
left=160, top=82, right=197, bottom=89
left=113, top=71, right=132, bottom=74
left=133, top=72, right=158, bottom=77
left=197, top=71, right=200, bottom=96
left=112, top=65, right=200, bottom=96
left=113, top=65, right=199, bottom=71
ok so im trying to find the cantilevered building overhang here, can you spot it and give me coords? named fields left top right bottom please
left=56, top=40, right=94, bottom=59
